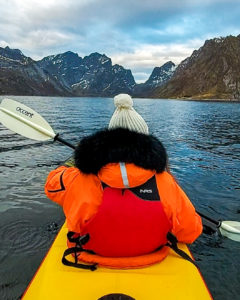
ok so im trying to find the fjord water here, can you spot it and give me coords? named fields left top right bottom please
left=0, top=96, right=239, bottom=300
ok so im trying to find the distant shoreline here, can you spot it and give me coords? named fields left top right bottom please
left=0, top=94, right=240, bottom=103
left=165, top=97, right=240, bottom=103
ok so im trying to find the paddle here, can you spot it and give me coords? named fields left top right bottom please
left=0, top=98, right=75, bottom=149
left=197, top=211, right=240, bottom=242
left=1, top=98, right=240, bottom=242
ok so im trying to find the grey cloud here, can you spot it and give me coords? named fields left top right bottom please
left=1, top=0, right=239, bottom=50
left=0, top=0, right=239, bottom=81
left=0, top=0, right=229, bottom=36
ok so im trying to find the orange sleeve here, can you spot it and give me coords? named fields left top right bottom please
left=171, top=181, right=202, bottom=243
left=45, top=166, right=103, bottom=233
left=45, top=166, right=79, bottom=207
left=156, top=172, right=202, bottom=244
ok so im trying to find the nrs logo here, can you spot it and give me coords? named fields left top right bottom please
left=16, top=107, right=34, bottom=118
left=140, top=189, right=152, bottom=193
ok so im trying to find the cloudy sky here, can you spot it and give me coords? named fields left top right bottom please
left=0, top=0, right=240, bottom=82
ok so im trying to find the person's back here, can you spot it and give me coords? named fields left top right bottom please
left=45, top=94, right=202, bottom=269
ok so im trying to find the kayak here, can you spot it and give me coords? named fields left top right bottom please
left=22, top=156, right=212, bottom=299
left=22, top=222, right=212, bottom=299
left=0, top=98, right=236, bottom=300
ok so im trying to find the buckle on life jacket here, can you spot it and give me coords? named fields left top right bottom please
left=67, top=231, right=90, bottom=246
left=62, top=232, right=97, bottom=271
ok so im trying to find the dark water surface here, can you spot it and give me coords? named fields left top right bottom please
left=0, top=96, right=239, bottom=300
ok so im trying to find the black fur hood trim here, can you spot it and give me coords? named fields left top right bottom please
left=74, top=128, right=167, bottom=175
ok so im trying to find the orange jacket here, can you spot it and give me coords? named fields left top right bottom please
left=45, top=163, right=202, bottom=244
left=45, top=128, right=202, bottom=268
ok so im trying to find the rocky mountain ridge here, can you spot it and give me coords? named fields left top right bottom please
left=1, top=34, right=240, bottom=100
left=37, top=52, right=137, bottom=96
left=0, top=46, right=70, bottom=96
left=0, top=46, right=175, bottom=97
left=134, top=61, right=176, bottom=97
left=152, top=35, right=240, bottom=100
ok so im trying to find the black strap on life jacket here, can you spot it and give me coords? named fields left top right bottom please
left=62, top=231, right=97, bottom=271
left=62, top=231, right=198, bottom=270
left=166, top=232, right=198, bottom=268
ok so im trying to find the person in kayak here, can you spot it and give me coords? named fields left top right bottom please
left=45, top=94, right=202, bottom=270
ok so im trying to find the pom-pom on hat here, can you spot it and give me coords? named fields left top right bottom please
left=108, top=94, right=149, bottom=134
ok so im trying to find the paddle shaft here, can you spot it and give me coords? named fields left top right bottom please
left=197, top=211, right=221, bottom=227
left=54, top=134, right=76, bottom=150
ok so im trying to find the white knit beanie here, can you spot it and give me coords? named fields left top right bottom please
left=108, top=94, right=149, bottom=134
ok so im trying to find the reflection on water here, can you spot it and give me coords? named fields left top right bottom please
left=0, top=96, right=240, bottom=300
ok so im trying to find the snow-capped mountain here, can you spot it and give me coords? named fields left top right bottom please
left=133, top=61, right=176, bottom=97
left=0, top=46, right=70, bottom=96
left=0, top=47, right=137, bottom=96
left=2, top=34, right=239, bottom=100
left=37, top=52, right=136, bottom=96
left=0, top=46, right=175, bottom=97
left=0, top=46, right=31, bottom=65
left=145, top=61, right=176, bottom=87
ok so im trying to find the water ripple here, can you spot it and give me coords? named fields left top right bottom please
left=0, top=96, right=240, bottom=300
left=0, top=220, right=54, bottom=255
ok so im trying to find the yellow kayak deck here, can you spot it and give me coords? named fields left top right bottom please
left=22, top=223, right=212, bottom=300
